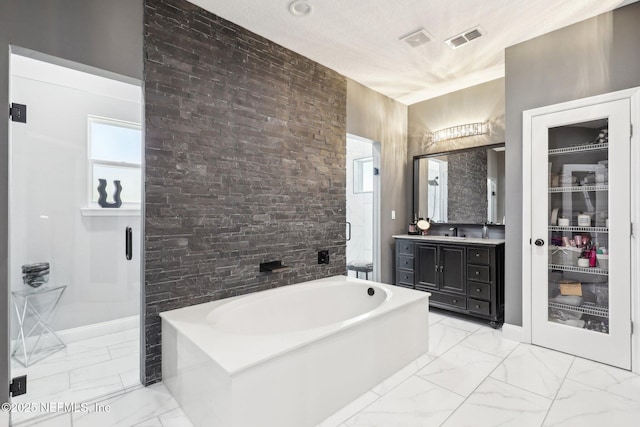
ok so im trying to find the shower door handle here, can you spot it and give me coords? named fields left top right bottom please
left=346, top=222, right=352, bottom=241
left=125, top=227, right=133, bottom=260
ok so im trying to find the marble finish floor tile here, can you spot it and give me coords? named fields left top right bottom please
left=12, top=348, right=112, bottom=381
left=18, top=413, right=73, bottom=427
left=21, top=310, right=640, bottom=427
left=427, top=323, right=473, bottom=357
left=543, top=379, right=640, bottom=426
left=157, top=408, right=195, bottom=427
left=417, top=345, right=503, bottom=397
left=441, top=377, right=552, bottom=427
left=69, top=352, right=138, bottom=386
left=11, top=329, right=139, bottom=425
left=371, top=352, right=435, bottom=396
left=491, top=344, right=574, bottom=399
left=108, top=339, right=140, bottom=359
left=72, top=383, right=178, bottom=427
left=459, top=327, right=520, bottom=358
left=436, top=316, right=486, bottom=333
left=344, top=376, right=464, bottom=427
left=65, top=329, right=138, bottom=357
left=428, top=311, right=447, bottom=325
left=566, top=357, right=640, bottom=403
left=318, top=391, right=380, bottom=427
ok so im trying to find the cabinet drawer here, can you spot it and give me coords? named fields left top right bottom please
left=398, top=255, right=414, bottom=271
left=396, top=271, right=414, bottom=287
left=430, top=292, right=466, bottom=309
left=468, top=247, right=490, bottom=265
left=396, top=240, right=414, bottom=256
left=467, top=265, right=490, bottom=282
left=468, top=298, right=490, bottom=316
left=468, top=282, right=490, bottom=300
left=395, top=282, right=415, bottom=290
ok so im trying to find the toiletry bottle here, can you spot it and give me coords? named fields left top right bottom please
left=589, top=246, right=597, bottom=267
left=482, top=222, right=488, bottom=239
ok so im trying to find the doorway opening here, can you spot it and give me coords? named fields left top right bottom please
left=8, top=49, right=143, bottom=423
left=346, top=134, right=380, bottom=281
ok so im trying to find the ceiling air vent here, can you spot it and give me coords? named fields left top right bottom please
left=445, top=26, right=484, bottom=49
left=399, top=28, right=433, bottom=48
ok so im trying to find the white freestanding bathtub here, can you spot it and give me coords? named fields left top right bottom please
left=160, top=275, right=429, bottom=427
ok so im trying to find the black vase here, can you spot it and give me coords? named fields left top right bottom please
left=97, top=179, right=123, bottom=208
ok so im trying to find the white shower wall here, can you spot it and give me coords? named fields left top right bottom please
left=346, top=138, right=373, bottom=266
left=10, top=55, right=141, bottom=333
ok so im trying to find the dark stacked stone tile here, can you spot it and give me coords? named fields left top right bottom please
left=144, top=0, right=347, bottom=384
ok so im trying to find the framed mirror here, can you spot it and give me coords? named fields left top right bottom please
left=413, top=143, right=505, bottom=224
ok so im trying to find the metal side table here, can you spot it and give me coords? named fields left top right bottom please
left=11, top=284, right=66, bottom=367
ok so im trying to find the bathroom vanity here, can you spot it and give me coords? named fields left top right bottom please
left=394, top=235, right=505, bottom=327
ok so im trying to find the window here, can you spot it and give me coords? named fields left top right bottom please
left=353, top=157, right=373, bottom=193
left=88, top=116, right=142, bottom=205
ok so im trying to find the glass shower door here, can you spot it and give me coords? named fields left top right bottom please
left=346, top=135, right=376, bottom=281
left=530, top=99, right=631, bottom=369
left=9, top=52, right=142, bottom=421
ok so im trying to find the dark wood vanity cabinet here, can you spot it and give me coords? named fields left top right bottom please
left=395, top=238, right=505, bottom=327
left=415, top=244, right=466, bottom=295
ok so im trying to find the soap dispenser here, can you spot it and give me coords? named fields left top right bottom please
left=482, top=222, right=489, bottom=239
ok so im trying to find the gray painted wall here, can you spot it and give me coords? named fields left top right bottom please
left=0, top=0, right=143, bottom=404
left=408, top=78, right=505, bottom=160
left=346, top=80, right=408, bottom=285
left=505, top=1, right=640, bottom=325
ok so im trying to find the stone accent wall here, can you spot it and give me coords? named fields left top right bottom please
left=448, top=150, right=487, bottom=223
left=144, top=0, right=347, bottom=384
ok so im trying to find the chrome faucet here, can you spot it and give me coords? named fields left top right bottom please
left=449, top=227, right=458, bottom=237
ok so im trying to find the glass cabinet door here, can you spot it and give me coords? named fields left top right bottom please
left=530, top=99, right=631, bottom=369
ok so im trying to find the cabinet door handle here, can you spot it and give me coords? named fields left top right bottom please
left=440, top=266, right=444, bottom=272
left=435, top=265, right=439, bottom=272
left=475, top=253, right=480, bottom=257
left=452, top=299, right=457, bottom=303
left=476, top=288, right=481, bottom=292
left=475, top=271, right=480, bottom=276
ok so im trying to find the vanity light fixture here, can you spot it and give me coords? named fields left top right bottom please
left=428, top=122, right=488, bottom=143
left=288, top=0, right=313, bottom=17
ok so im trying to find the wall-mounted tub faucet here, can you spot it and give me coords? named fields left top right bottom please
left=449, top=227, right=458, bottom=237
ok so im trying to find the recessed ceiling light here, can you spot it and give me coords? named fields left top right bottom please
left=399, top=28, right=433, bottom=48
left=288, top=0, right=313, bottom=17
left=445, top=26, right=484, bottom=49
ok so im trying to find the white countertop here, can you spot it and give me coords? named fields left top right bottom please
left=393, top=234, right=505, bottom=245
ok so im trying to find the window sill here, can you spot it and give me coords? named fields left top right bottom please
left=80, top=206, right=141, bottom=217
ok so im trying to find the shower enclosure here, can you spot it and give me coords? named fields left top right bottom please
left=8, top=50, right=143, bottom=422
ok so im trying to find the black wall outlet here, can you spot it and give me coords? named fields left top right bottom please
left=318, top=250, right=329, bottom=264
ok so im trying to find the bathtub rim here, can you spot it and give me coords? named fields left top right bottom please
left=160, top=275, right=430, bottom=375
left=206, top=279, right=390, bottom=334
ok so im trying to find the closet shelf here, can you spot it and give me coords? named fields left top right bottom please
left=548, top=142, right=608, bottom=155
left=548, top=301, right=608, bottom=318
left=549, top=184, right=608, bottom=193
left=548, top=264, right=608, bottom=275
left=548, top=226, right=608, bottom=233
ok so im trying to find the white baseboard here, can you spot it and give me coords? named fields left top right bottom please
left=501, top=323, right=525, bottom=342
left=57, top=315, right=139, bottom=344
left=11, top=315, right=139, bottom=350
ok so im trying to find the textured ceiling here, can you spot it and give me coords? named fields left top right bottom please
left=188, top=0, right=636, bottom=105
